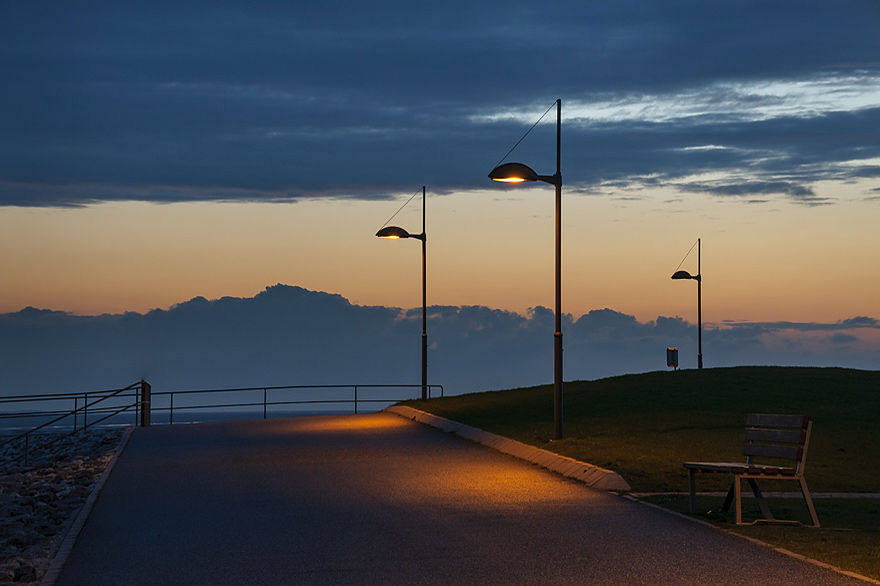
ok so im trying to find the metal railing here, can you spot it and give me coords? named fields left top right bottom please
left=0, top=380, right=147, bottom=465
left=1, top=381, right=444, bottom=461
left=153, top=383, right=444, bottom=425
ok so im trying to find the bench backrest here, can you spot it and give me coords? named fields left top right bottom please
left=742, top=414, right=812, bottom=473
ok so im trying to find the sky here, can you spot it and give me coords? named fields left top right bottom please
left=1, top=1, right=879, bottom=393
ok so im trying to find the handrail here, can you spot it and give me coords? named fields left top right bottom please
left=153, top=383, right=444, bottom=397
left=0, top=381, right=144, bottom=465
left=0, top=386, right=134, bottom=403
left=154, top=384, right=444, bottom=424
left=1, top=382, right=444, bottom=436
left=0, top=387, right=137, bottom=426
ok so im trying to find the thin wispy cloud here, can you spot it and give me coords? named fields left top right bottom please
left=479, top=74, right=880, bottom=126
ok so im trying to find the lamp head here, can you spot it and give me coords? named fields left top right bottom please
left=671, top=270, right=698, bottom=280
left=376, top=226, right=411, bottom=239
left=489, top=162, right=539, bottom=183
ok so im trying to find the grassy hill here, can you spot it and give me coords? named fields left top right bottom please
left=403, top=366, right=880, bottom=493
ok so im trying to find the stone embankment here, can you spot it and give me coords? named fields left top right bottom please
left=0, top=428, right=125, bottom=584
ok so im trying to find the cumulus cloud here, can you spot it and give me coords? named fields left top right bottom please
left=1, top=285, right=876, bottom=399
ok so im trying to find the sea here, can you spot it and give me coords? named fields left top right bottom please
left=0, top=405, right=395, bottom=436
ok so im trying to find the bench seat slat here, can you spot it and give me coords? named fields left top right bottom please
left=684, top=462, right=748, bottom=474
left=683, top=462, right=797, bottom=476
left=747, top=466, right=796, bottom=476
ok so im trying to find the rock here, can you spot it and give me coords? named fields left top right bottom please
left=12, top=563, right=37, bottom=582
left=0, top=428, right=124, bottom=582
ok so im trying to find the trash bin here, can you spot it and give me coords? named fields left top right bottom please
left=667, top=347, right=679, bottom=369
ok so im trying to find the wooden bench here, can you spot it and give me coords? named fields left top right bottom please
left=683, top=414, right=820, bottom=527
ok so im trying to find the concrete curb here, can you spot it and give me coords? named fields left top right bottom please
left=385, top=405, right=631, bottom=491
left=41, top=426, right=136, bottom=586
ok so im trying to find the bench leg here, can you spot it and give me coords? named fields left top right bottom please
left=734, top=476, right=742, bottom=525
left=747, top=478, right=774, bottom=521
left=688, top=469, right=697, bottom=515
left=799, top=477, right=820, bottom=528
left=720, top=481, right=735, bottom=513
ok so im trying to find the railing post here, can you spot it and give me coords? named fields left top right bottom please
left=84, top=393, right=88, bottom=429
left=140, top=380, right=151, bottom=427
left=263, top=388, right=267, bottom=419
left=74, top=397, right=79, bottom=432
left=170, top=393, right=174, bottom=425
left=354, top=386, right=358, bottom=414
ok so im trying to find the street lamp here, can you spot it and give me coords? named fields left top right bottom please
left=488, top=99, right=563, bottom=440
left=671, top=238, right=702, bottom=369
left=376, top=186, right=428, bottom=400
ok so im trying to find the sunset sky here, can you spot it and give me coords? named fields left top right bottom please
left=2, top=0, right=879, bottom=335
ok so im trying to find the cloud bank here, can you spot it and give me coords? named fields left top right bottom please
left=1, top=285, right=876, bottom=399
left=2, top=0, right=879, bottom=207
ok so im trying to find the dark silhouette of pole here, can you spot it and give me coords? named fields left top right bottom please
left=696, top=238, right=702, bottom=369
left=552, top=99, right=563, bottom=439
left=376, top=187, right=428, bottom=400
left=488, top=99, right=563, bottom=439
left=420, top=186, right=428, bottom=399
left=671, top=238, right=702, bottom=369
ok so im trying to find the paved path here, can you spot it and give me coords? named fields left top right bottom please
left=55, top=413, right=867, bottom=585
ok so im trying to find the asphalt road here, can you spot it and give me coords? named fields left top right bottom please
left=55, top=413, right=865, bottom=585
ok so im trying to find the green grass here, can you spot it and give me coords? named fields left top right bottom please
left=402, top=366, right=880, bottom=580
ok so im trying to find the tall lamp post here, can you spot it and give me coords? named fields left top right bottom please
left=671, top=238, right=702, bottom=369
left=376, top=186, right=428, bottom=399
left=489, top=99, right=563, bottom=440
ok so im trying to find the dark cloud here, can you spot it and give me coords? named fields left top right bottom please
left=831, top=333, right=859, bottom=345
left=1, top=1, right=879, bottom=206
left=676, top=180, right=826, bottom=205
left=722, top=317, right=880, bottom=333
left=2, top=285, right=876, bottom=398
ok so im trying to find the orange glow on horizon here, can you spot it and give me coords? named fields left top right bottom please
left=0, top=183, right=878, bottom=326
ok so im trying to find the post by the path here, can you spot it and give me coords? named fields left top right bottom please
left=140, top=380, right=151, bottom=427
